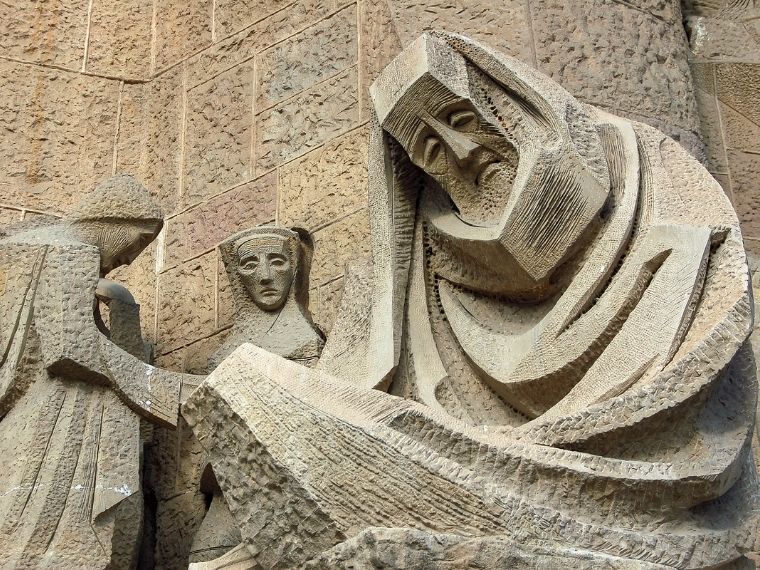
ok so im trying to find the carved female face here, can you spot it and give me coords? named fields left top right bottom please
left=236, top=236, right=294, bottom=311
left=74, top=220, right=160, bottom=275
left=386, top=85, right=518, bottom=227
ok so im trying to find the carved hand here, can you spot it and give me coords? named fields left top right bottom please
left=96, top=278, right=136, bottom=305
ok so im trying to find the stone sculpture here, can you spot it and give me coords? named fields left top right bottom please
left=185, top=32, right=759, bottom=567
left=187, top=226, right=323, bottom=567
left=0, top=175, right=188, bottom=569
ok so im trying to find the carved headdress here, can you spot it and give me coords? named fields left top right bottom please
left=69, top=174, right=163, bottom=223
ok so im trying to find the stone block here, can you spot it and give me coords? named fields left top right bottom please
left=256, top=4, right=358, bottom=109
left=185, top=0, right=332, bottom=89
left=255, top=67, right=360, bottom=173
left=311, top=208, right=371, bottom=286
left=156, top=251, right=217, bottom=352
left=0, top=208, right=22, bottom=227
left=0, top=61, right=119, bottom=214
left=359, top=0, right=403, bottom=118
left=715, top=63, right=760, bottom=127
left=530, top=0, right=698, bottom=134
left=617, top=0, right=680, bottom=24
left=386, top=0, right=533, bottom=63
left=116, top=67, right=184, bottom=214
left=719, top=101, right=760, bottom=155
left=153, top=0, right=212, bottom=72
left=316, top=276, right=344, bottom=336
left=214, top=0, right=290, bottom=39
left=86, top=0, right=152, bottom=78
left=686, top=16, right=760, bottom=60
left=183, top=329, right=231, bottom=374
left=727, top=149, right=760, bottom=239
left=165, top=173, right=276, bottom=267
left=183, top=62, right=254, bottom=206
left=0, top=0, right=88, bottom=68
left=278, top=126, right=368, bottom=231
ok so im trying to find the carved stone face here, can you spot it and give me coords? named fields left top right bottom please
left=100, top=223, right=159, bottom=274
left=236, top=237, right=294, bottom=311
left=386, top=88, right=518, bottom=227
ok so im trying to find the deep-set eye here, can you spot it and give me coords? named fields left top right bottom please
left=270, top=257, right=286, bottom=267
left=423, top=136, right=441, bottom=166
left=448, top=110, right=476, bottom=131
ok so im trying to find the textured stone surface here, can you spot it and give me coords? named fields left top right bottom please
left=153, top=0, right=212, bottom=72
left=116, top=66, right=184, bottom=214
left=86, top=0, right=152, bottom=78
left=183, top=62, right=254, bottom=206
left=185, top=0, right=332, bottom=89
left=156, top=251, right=217, bottom=352
left=256, top=5, right=357, bottom=109
left=315, top=277, right=344, bottom=336
left=214, top=0, right=290, bottom=39
left=727, top=149, right=760, bottom=238
left=165, top=173, right=276, bottom=268
left=0, top=61, right=119, bottom=214
left=0, top=0, right=88, bottom=68
left=311, top=208, right=371, bottom=286
left=278, top=126, right=368, bottom=230
left=716, top=64, right=760, bottom=128
left=255, top=67, right=360, bottom=173
left=359, top=0, right=403, bottom=118
left=530, top=0, right=698, bottom=134
left=387, top=0, right=533, bottom=62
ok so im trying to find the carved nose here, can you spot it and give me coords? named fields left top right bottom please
left=426, top=116, right=479, bottom=168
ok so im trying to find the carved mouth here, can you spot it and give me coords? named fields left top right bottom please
left=260, top=288, right=278, bottom=296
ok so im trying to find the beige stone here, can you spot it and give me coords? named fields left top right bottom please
left=315, top=276, right=344, bottom=336
left=185, top=0, right=332, bottom=89
left=156, top=251, right=217, bottom=352
left=153, top=0, right=212, bottom=72
left=255, top=67, right=360, bottom=174
left=183, top=63, right=254, bottom=206
left=0, top=61, right=119, bottom=214
left=727, top=149, right=760, bottom=239
left=278, top=126, right=368, bottom=230
left=255, top=5, right=358, bottom=110
left=214, top=0, right=290, bottom=40
left=0, top=0, right=88, bottom=69
left=530, top=0, right=699, bottom=135
left=166, top=173, right=276, bottom=268
left=86, top=0, right=152, bottom=79
left=116, top=66, right=185, bottom=214
left=358, top=0, right=403, bottom=118
left=311, top=208, right=371, bottom=287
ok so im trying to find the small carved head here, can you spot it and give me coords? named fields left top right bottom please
left=68, top=175, right=163, bottom=275
left=234, top=231, right=297, bottom=312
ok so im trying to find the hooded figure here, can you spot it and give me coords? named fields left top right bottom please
left=0, top=175, right=183, bottom=569
left=184, top=33, right=758, bottom=569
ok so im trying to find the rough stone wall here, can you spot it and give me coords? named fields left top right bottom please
left=1, top=0, right=701, bottom=368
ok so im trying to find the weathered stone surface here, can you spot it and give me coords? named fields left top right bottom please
left=86, top=0, right=152, bottom=78
left=153, top=0, right=212, bottom=72
left=530, top=0, right=698, bottom=135
left=183, top=62, right=254, bottom=206
left=694, top=88, right=728, bottom=172
left=256, top=5, right=357, bottom=109
left=359, top=0, right=403, bottom=118
left=0, top=208, right=22, bottom=227
left=255, top=67, right=360, bottom=174
left=116, top=66, right=184, bottom=213
left=315, top=276, right=344, bottom=336
left=157, top=251, right=217, bottom=352
left=311, top=208, right=371, bottom=286
left=278, top=126, right=368, bottom=230
left=727, top=149, right=760, bottom=238
left=165, top=173, right=276, bottom=268
left=720, top=102, right=760, bottom=155
left=0, top=176, right=183, bottom=568
left=185, top=0, right=332, bottom=89
left=0, top=61, right=119, bottom=214
left=214, top=0, right=290, bottom=39
left=387, top=0, right=532, bottom=62
left=0, top=0, right=88, bottom=68
left=716, top=63, right=760, bottom=128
